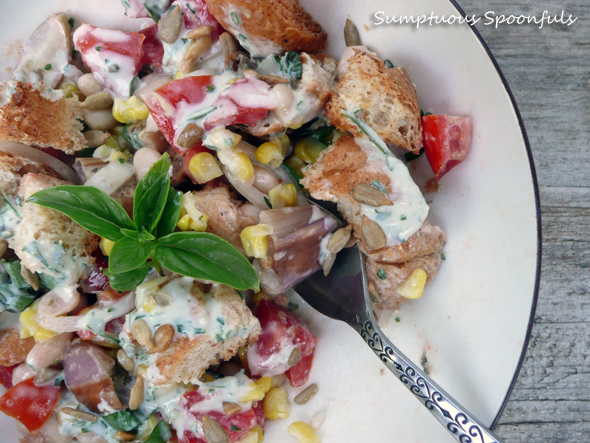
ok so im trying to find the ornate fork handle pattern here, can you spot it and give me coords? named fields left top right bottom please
left=354, top=316, right=502, bottom=443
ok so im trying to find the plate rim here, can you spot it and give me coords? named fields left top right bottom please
left=447, top=0, right=542, bottom=429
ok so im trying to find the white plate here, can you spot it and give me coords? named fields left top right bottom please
left=0, top=0, right=540, bottom=441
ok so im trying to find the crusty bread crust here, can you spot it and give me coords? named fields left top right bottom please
left=0, top=328, right=35, bottom=366
left=0, top=151, right=58, bottom=198
left=366, top=252, right=442, bottom=310
left=10, top=173, right=97, bottom=278
left=154, top=284, right=261, bottom=384
left=0, top=81, right=86, bottom=154
left=326, top=50, right=422, bottom=152
left=206, top=0, right=327, bottom=55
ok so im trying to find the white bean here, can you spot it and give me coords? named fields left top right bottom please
left=83, top=109, right=118, bottom=131
left=271, top=84, right=295, bottom=127
left=26, top=332, right=74, bottom=372
left=252, top=165, right=280, bottom=194
left=77, top=73, right=104, bottom=97
left=12, top=362, right=35, bottom=386
left=240, top=203, right=261, bottom=223
left=133, top=148, right=162, bottom=180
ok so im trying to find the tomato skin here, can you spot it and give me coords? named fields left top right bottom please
left=249, top=299, right=318, bottom=387
left=179, top=0, right=224, bottom=41
left=178, top=390, right=259, bottom=443
left=0, top=377, right=60, bottom=432
left=422, top=114, right=472, bottom=179
left=139, top=24, right=164, bottom=67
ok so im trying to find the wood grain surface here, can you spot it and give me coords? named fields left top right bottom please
left=456, top=1, right=589, bottom=441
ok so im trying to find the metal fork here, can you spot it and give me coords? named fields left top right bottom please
left=294, top=244, right=502, bottom=443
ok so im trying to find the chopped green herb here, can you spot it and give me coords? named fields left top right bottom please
left=44, top=64, right=52, bottom=70
left=206, top=84, right=216, bottom=93
left=286, top=302, right=299, bottom=312
left=217, top=317, right=225, bottom=325
left=377, top=269, right=387, bottom=280
left=400, top=215, right=407, bottom=221
left=371, top=180, right=387, bottom=194
left=95, top=46, right=102, bottom=52
left=273, top=51, right=302, bottom=81
left=103, top=410, right=141, bottom=432
left=395, top=317, right=400, bottom=323
left=118, top=158, right=126, bottom=164
left=186, top=3, right=196, bottom=14
left=231, top=11, right=240, bottom=25
left=264, top=196, right=272, bottom=208
left=130, top=76, right=142, bottom=96
left=281, top=164, right=303, bottom=190
left=384, top=59, right=394, bottom=68
left=230, top=424, right=242, bottom=432
left=441, top=251, right=446, bottom=261
left=177, top=324, right=185, bottom=333
left=108, top=64, right=120, bottom=73
left=238, top=33, right=247, bottom=41
left=68, top=17, right=74, bottom=29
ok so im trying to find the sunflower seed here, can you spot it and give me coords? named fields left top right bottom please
left=149, top=324, right=175, bottom=354
left=113, top=431, right=136, bottom=441
left=361, top=215, right=387, bottom=250
left=294, top=383, right=318, bottom=405
left=344, top=235, right=358, bottom=248
left=158, top=5, right=182, bottom=44
left=177, top=122, right=204, bottom=150
left=185, top=35, right=213, bottom=60
left=222, top=401, right=242, bottom=415
left=288, top=346, right=302, bottom=367
left=83, top=129, right=110, bottom=148
left=322, top=252, right=336, bottom=276
left=219, top=32, right=237, bottom=57
left=186, top=25, right=213, bottom=40
left=20, top=265, right=39, bottom=291
left=351, top=183, right=393, bottom=207
left=79, top=91, right=113, bottom=110
left=34, top=367, right=60, bottom=385
left=117, top=349, right=135, bottom=372
left=242, top=69, right=259, bottom=78
left=344, top=19, right=362, bottom=46
left=60, top=407, right=98, bottom=422
left=259, top=74, right=289, bottom=86
left=202, top=416, right=230, bottom=443
left=131, top=319, right=153, bottom=350
left=327, top=226, right=352, bottom=253
left=129, top=375, right=144, bottom=410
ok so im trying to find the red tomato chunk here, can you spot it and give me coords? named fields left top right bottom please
left=422, top=114, right=472, bottom=179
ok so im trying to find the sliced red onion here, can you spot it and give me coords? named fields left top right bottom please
left=63, top=342, right=123, bottom=413
left=80, top=267, right=110, bottom=294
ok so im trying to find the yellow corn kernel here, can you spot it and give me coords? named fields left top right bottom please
left=176, top=214, right=192, bottom=231
left=174, top=71, right=183, bottom=79
left=256, top=377, right=273, bottom=395
left=111, top=125, right=125, bottom=137
left=112, top=96, right=150, bottom=124
left=252, top=291, right=270, bottom=306
left=285, top=155, right=306, bottom=177
left=287, top=422, right=320, bottom=443
left=100, top=237, right=115, bottom=256
left=251, top=425, right=264, bottom=442
left=256, top=141, right=284, bottom=168
left=263, top=387, right=290, bottom=420
left=217, top=151, right=254, bottom=183
left=238, top=345, right=249, bottom=371
left=60, top=82, right=83, bottom=100
left=93, top=144, right=115, bottom=160
left=142, top=295, right=158, bottom=314
left=240, top=381, right=265, bottom=403
left=188, top=152, right=224, bottom=184
left=108, top=150, right=129, bottom=163
left=294, top=137, right=325, bottom=164
left=19, top=300, right=57, bottom=342
left=240, top=224, right=272, bottom=258
left=203, top=128, right=241, bottom=151
left=396, top=268, right=428, bottom=300
left=236, top=431, right=259, bottom=443
left=288, top=119, right=303, bottom=130
left=268, top=184, right=297, bottom=209
left=105, top=136, right=120, bottom=149
left=272, top=134, right=290, bottom=155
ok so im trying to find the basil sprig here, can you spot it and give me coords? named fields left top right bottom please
left=28, top=154, right=259, bottom=292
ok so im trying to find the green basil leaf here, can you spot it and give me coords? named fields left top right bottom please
left=146, top=421, right=172, bottom=443
left=28, top=186, right=134, bottom=242
left=104, top=263, right=150, bottom=291
left=103, top=410, right=141, bottom=432
left=2, top=260, right=33, bottom=291
left=108, top=237, right=155, bottom=274
left=120, top=228, right=155, bottom=243
left=154, top=189, right=182, bottom=239
left=154, top=232, right=259, bottom=291
left=133, top=153, right=171, bottom=233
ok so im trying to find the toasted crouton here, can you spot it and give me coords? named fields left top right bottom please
left=366, top=252, right=442, bottom=310
left=128, top=279, right=261, bottom=385
left=301, top=135, right=445, bottom=308
left=0, top=81, right=86, bottom=154
left=0, top=328, right=35, bottom=366
left=9, top=173, right=97, bottom=283
left=0, top=151, right=58, bottom=198
left=191, top=183, right=257, bottom=251
left=205, top=0, right=327, bottom=56
left=326, top=50, right=422, bottom=152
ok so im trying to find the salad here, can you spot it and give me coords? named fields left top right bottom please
left=0, top=0, right=472, bottom=442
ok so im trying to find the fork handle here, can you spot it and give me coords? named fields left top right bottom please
left=352, top=314, right=503, bottom=443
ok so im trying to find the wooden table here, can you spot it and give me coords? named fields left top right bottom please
left=456, top=0, right=589, bottom=441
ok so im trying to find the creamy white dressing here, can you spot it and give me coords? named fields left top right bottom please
left=353, top=135, right=429, bottom=245
left=0, top=193, right=21, bottom=240
left=21, top=238, right=88, bottom=285
left=318, top=233, right=331, bottom=266
left=248, top=342, right=297, bottom=377
left=222, top=8, right=282, bottom=57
